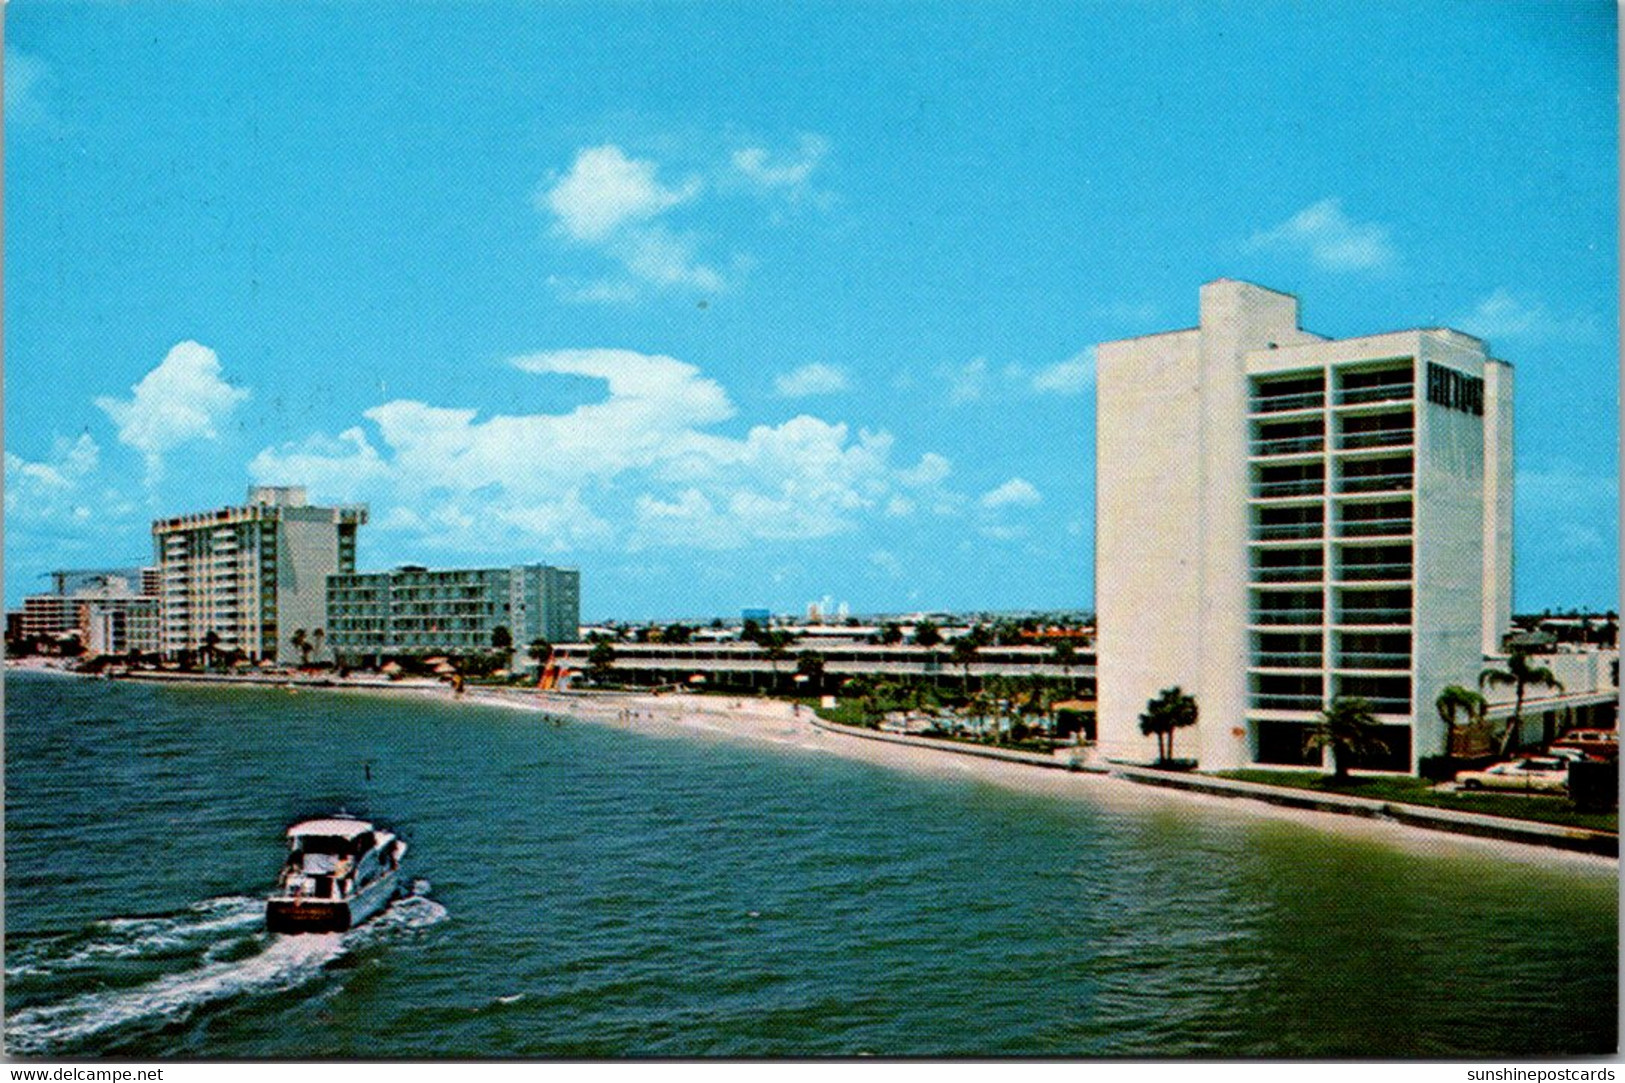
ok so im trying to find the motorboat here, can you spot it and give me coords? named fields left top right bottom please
left=266, top=815, right=406, bottom=933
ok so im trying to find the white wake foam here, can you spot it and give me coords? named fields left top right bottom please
left=6, top=893, right=448, bottom=1054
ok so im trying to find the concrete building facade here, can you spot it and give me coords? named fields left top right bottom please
left=326, top=563, right=581, bottom=665
left=152, top=486, right=367, bottom=664
left=1096, top=280, right=1514, bottom=772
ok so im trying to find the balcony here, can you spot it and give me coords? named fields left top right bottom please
left=1337, top=472, right=1413, bottom=495
left=1251, top=693, right=1324, bottom=711
left=1251, top=608, right=1325, bottom=627
left=1337, top=517, right=1412, bottom=539
left=1254, top=521, right=1324, bottom=542
left=1250, top=390, right=1326, bottom=414
left=1360, top=696, right=1412, bottom=715
left=1336, top=562, right=1412, bottom=582
left=1337, top=608, right=1411, bottom=627
left=1252, top=651, right=1323, bottom=669
left=1335, top=652, right=1411, bottom=670
left=1336, top=383, right=1414, bottom=407
left=1253, top=478, right=1324, bottom=499
left=1338, top=428, right=1414, bottom=451
left=1251, top=434, right=1325, bottom=457
left=1252, top=565, right=1325, bottom=584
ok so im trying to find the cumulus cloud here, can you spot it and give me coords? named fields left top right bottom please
left=731, top=134, right=829, bottom=201
left=3, top=433, right=139, bottom=532
left=1455, top=289, right=1598, bottom=343
left=1248, top=198, right=1397, bottom=272
left=251, top=348, right=961, bottom=555
left=542, top=145, right=699, bottom=242
left=1032, top=350, right=1095, bottom=395
left=980, top=477, right=1041, bottom=509
left=538, top=144, right=719, bottom=298
left=774, top=362, right=849, bottom=398
left=95, top=342, right=250, bottom=479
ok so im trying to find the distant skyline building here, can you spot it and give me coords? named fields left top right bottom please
left=152, top=486, right=367, bottom=664
left=326, top=563, right=580, bottom=666
left=15, top=569, right=160, bottom=656
left=1095, top=279, right=1514, bottom=772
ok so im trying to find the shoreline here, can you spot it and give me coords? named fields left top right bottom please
left=11, top=662, right=1616, bottom=869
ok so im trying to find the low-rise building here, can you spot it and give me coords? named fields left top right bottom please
left=326, top=563, right=580, bottom=665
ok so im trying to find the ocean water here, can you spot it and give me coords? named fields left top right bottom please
left=4, top=671, right=1616, bottom=1057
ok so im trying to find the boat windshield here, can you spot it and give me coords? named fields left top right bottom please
left=294, top=832, right=375, bottom=855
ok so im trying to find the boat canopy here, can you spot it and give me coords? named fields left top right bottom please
left=287, top=817, right=374, bottom=841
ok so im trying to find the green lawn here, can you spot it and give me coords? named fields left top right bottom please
left=1214, top=770, right=1618, bottom=834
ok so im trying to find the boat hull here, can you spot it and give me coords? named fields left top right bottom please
left=267, top=869, right=400, bottom=934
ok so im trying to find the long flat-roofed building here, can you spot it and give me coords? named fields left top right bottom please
left=153, top=486, right=367, bottom=664
left=1095, top=280, right=1513, bottom=772
left=326, top=563, right=580, bottom=666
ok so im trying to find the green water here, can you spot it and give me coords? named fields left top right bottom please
left=4, top=672, right=1616, bottom=1056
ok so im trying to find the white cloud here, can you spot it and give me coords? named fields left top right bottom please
left=1032, top=349, right=1095, bottom=395
left=251, top=348, right=962, bottom=555
left=940, top=357, right=989, bottom=405
left=1455, top=288, right=1598, bottom=343
left=538, top=144, right=719, bottom=298
left=3, top=433, right=138, bottom=531
left=731, top=134, right=829, bottom=201
left=1248, top=198, right=1397, bottom=272
left=5, top=47, right=51, bottom=128
left=541, top=145, right=699, bottom=243
left=774, top=362, right=849, bottom=398
left=980, top=477, right=1041, bottom=509
left=94, top=342, right=250, bottom=478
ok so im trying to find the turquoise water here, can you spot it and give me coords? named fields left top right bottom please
left=4, top=672, right=1616, bottom=1057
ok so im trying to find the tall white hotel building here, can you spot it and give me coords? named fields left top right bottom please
left=1096, top=280, right=1513, bottom=772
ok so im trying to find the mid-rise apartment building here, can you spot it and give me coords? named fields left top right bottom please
left=17, top=570, right=159, bottom=655
left=1096, top=280, right=1513, bottom=772
left=326, top=563, right=580, bottom=665
left=152, top=486, right=367, bottom=664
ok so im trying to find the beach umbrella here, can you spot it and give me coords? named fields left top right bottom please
left=258, top=659, right=276, bottom=669
left=689, top=674, right=707, bottom=684
left=381, top=661, right=403, bottom=674
left=424, top=656, right=448, bottom=666
left=434, top=662, right=457, bottom=675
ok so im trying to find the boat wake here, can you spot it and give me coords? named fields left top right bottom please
left=5, top=892, right=447, bottom=1055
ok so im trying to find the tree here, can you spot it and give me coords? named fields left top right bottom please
left=527, top=638, right=553, bottom=685
left=949, top=638, right=979, bottom=689
left=1304, top=696, right=1388, bottom=780
left=795, top=650, right=825, bottom=688
left=1435, top=684, right=1488, bottom=754
left=201, top=629, right=222, bottom=671
left=877, top=622, right=904, bottom=646
left=1050, top=643, right=1079, bottom=685
left=663, top=623, right=694, bottom=645
left=1480, top=647, right=1565, bottom=754
left=913, top=620, right=942, bottom=648
left=1138, top=686, right=1199, bottom=764
left=586, top=641, right=616, bottom=683
left=741, top=619, right=764, bottom=644
left=492, top=625, right=513, bottom=651
left=290, top=628, right=312, bottom=667
left=762, top=631, right=795, bottom=689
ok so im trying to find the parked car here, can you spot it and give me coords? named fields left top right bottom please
left=1544, top=747, right=1589, bottom=764
left=1456, top=757, right=1570, bottom=794
left=1550, top=728, right=1619, bottom=761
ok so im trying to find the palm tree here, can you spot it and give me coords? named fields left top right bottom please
left=1480, top=648, right=1565, bottom=754
left=762, top=631, right=794, bottom=691
left=949, top=638, right=979, bottom=690
left=290, top=628, right=311, bottom=667
left=312, top=628, right=325, bottom=665
left=1138, top=686, right=1199, bottom=764
left=795, top=650, right=826, bottom=692
left=1435, top=684, right=1488, bottom=755
left=586, top=640, right=616, bottom=684
left=201, top=629, right=221, bottom=671
left=1050, top=643, right=1079, bottom=688
left=913, top=619, right=942, bottom=648
left=1304, top=696, right=1388, bottom=780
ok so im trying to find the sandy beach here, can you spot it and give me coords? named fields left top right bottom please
left=11, top=660, right=1615, bottom=871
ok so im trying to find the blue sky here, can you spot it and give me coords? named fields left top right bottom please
left=5, top=2, right=1617, bottom=619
